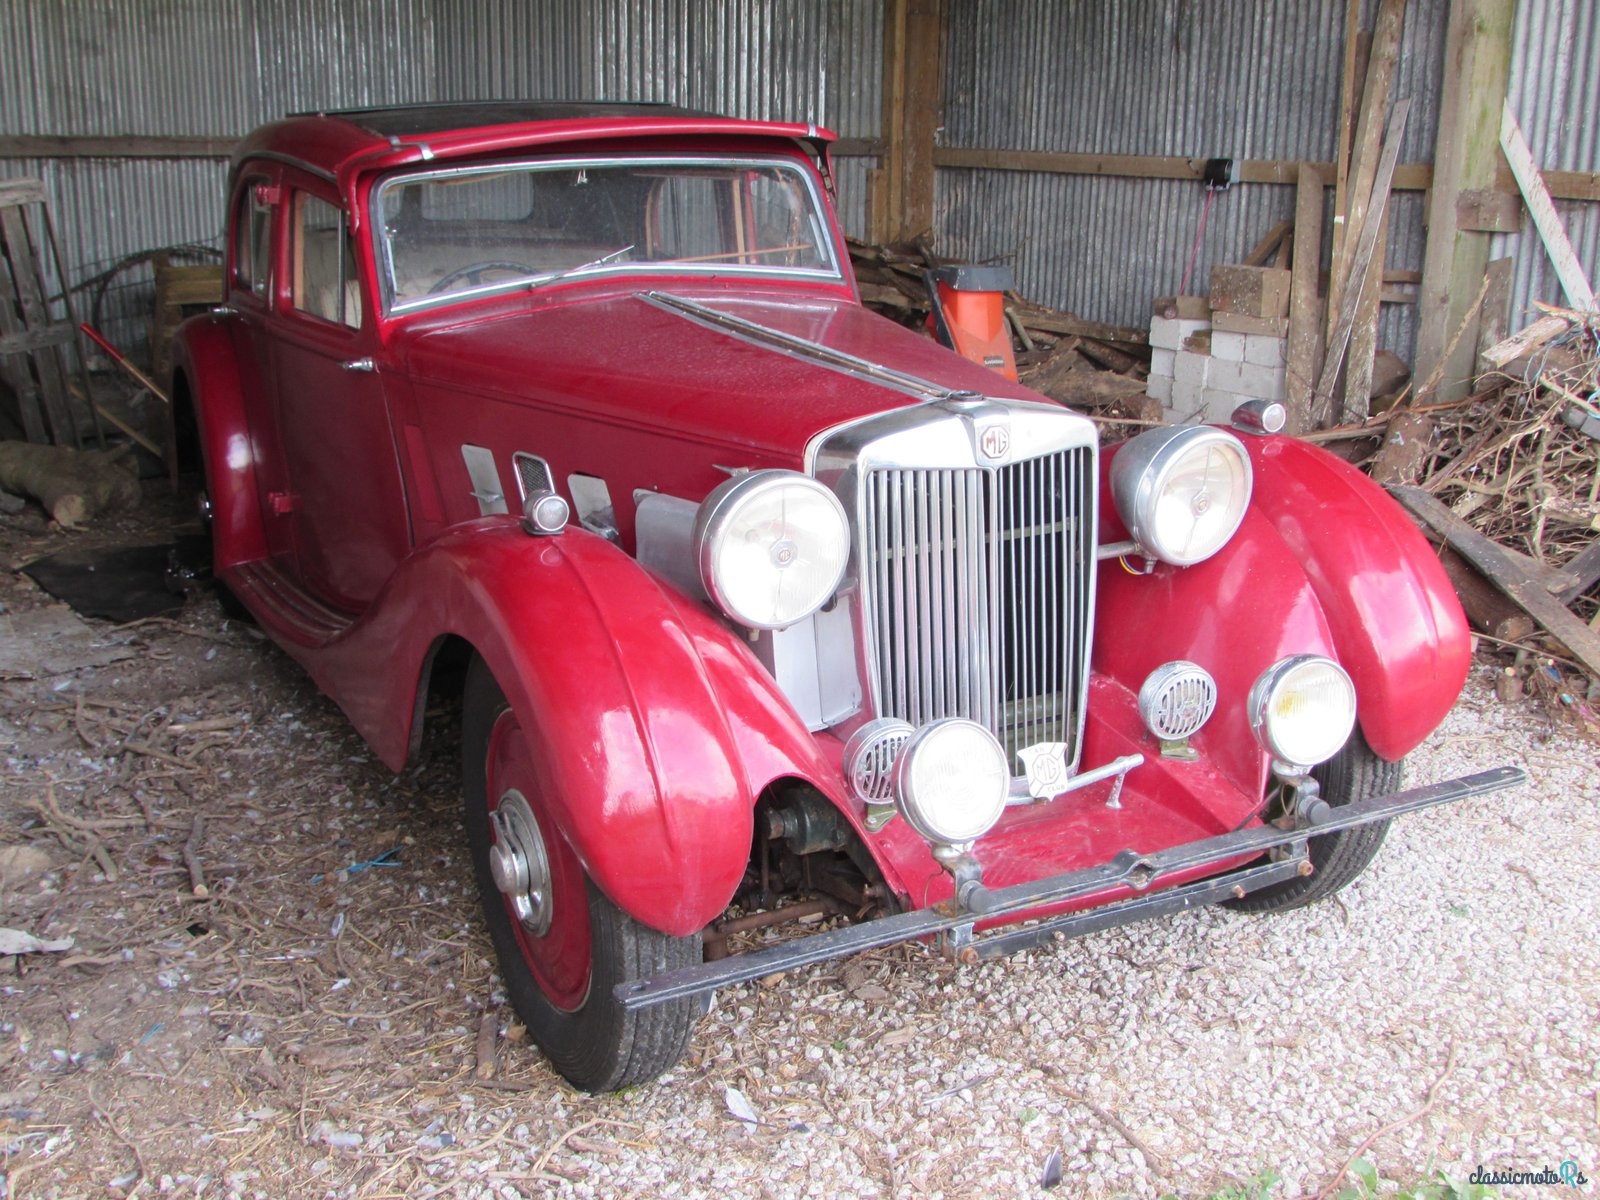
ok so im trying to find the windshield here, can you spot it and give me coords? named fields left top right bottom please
left=374, top=155, right=839, bottom=311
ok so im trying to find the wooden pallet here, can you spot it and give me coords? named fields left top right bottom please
left=0, top=176, right=100, bottom=446
left=150, top=255, right=223, bottom=385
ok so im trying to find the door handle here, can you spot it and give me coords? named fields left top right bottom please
left=341, top=357, right=377, bottom=372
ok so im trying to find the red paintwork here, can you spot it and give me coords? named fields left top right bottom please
left=1239, top=436, right=1472, bottom=760
left=486, top=708, right=593, bottom=1010
left=175, top=110, right=1471, bottom=942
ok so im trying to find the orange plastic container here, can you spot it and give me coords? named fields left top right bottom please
left=926, top=264, right=1018, bottom=381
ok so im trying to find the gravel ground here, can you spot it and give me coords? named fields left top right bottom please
left=2, top=507, right=1597, bottom=1198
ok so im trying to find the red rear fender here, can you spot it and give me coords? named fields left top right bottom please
left=172, top=315, right=267, bottom=568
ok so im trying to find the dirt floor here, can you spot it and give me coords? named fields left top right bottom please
left=1, top=491, right=1596, bottom=1200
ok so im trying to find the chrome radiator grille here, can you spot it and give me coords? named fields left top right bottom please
left=859, top=448, right=1095, bottom=764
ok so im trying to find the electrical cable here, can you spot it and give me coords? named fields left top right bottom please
left=1176, top=187, right=1217, bottom=299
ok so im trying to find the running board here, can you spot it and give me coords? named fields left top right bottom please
left=228, top=560, right=356, bottom=646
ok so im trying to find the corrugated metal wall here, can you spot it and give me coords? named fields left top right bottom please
left=937, top=0, right=1596, bottom=361
left=0, top=0, right=879, bottom=361
left=1498, top=0, right=1600, bottom=325
left=2, top=0, right=1593, bottom=371
left=937, top=0, right=1449, bottom=360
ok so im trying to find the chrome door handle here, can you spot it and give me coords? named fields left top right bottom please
left=341, top=357, right=377, bottom=372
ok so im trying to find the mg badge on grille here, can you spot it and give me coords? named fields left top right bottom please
left=1016, top=742, right=1070, bottom=799
left=978, top=423, right=1010, bottom=461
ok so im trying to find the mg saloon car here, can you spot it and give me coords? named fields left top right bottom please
left=172, top=102, right=1521, bottom=1092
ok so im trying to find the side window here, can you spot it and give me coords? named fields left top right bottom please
left=291, top=193, right=362, bottom=330
left=233, top=178, right=274, bottom=299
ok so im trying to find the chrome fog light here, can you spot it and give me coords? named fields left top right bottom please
left=893, top=719, right=1010, bottom=846
left=1138, top=661, right=1217, bottom=757
left=1248, top=655, right=1357, bottom=770
left=1109, top=424, right=1252, bottom=566
left=694, top=470, right=850, bottom=630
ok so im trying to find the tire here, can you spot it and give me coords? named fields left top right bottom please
left=461, top=655, right=702, bottom=1092
left=1227, top=729, right=1402, bottom=914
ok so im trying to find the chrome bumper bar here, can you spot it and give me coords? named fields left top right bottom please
left=615, top=765, right=1525, bottom=1010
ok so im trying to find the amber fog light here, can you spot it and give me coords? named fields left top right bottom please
left=893, top=719, right=1010, bottom=846
left=1248, top=655, right=1357, bottom=769
left=694, top=470, right=849, bottom=630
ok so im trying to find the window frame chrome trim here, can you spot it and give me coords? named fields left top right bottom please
left=369, top=153, right=845, bottom=316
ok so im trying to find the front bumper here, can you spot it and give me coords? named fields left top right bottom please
left=616, top=765, right=1525, bottom=1010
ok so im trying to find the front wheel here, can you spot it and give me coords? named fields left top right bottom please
left=1228, top=729, right=1401, bottom=914
left=461, top=656, right=702, bottom=1091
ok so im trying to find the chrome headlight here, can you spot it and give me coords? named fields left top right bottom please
left=893, top=719, right=1010, bottom=846
left=1109, top=425, right=1252, bottom=565
left=694, top=470, right=849, bottom=630
left=1248, top=655, right=1357, bottom=769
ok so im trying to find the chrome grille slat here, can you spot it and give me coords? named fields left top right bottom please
left=860, top=450, right=1094, bottom=765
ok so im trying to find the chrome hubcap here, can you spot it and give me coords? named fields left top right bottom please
left=488, top=789, right=552, bottom=936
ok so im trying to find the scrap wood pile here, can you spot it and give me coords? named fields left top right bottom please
left=1389, top=305, right=1600, bottom=728
left=847, top=238, right=1157, bottom=429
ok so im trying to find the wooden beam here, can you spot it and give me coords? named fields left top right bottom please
left=1330, top=0, right=1365, bottom=286
left=0, top=135, right=235, bottom=159
left=897, top=0, right=943, bottom=241
left=0, top=178, right=47, bottom=206
left=1392, top=486, right=1600, bottom=679
left=1329, top=0, right=1406, bottom=352
left=1415, top=0, right=1515, bottom=402
left=1285, top=164, right=1325, bottom=434
left=933, top=147, right=1600, bottom=204
left=876, top=0, right=908, bottom=244
left=1313, top=99, right=1411, bottom=426
left=1500, top=101, right=1597, bottom=310
left=1475, top=256, right=1514, bottom=367
left=931, top=147, right=1442, bottom=191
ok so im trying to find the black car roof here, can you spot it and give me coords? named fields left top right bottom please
left=296, top=101, right=719, bottom=138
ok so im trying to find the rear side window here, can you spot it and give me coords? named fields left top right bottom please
left=291, top=192, right=362, bottom=329
left=233, top=178, right=274, bottom=298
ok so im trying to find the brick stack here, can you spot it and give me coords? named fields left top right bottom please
left=1147, top=266, right=1294, bottom=424
left=1145, top=296, right=1211, bottom=421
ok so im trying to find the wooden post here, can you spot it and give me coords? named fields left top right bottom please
left=1333, top=0, right=1407, bottom=419
left=1285, top=164, right=1325, bottom=434
left=877, top=0, right=908, bottom=244
left=879, top=0, right=942, bottom=243
left=1328, top=0, right=1365, bottom=293
left=1414, top=0, right=1515, bottom=402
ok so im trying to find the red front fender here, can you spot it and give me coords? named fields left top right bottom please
left=1241, top=435, right=1470, bottom=760
left=252, top=521, right=831, bottom=938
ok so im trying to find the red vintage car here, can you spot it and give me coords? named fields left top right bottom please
left=172, top=102, right=1520, bottom=1092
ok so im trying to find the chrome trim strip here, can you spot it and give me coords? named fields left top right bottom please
left=645, top=292, right=964, bottom=405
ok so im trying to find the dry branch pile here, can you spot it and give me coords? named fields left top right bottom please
left=1416, top=314, right=1600, bottom=570
left=1393, top=306, right=1600, bottom=725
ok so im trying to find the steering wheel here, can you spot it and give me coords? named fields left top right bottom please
left=428, top=261, right=536, bottom=294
